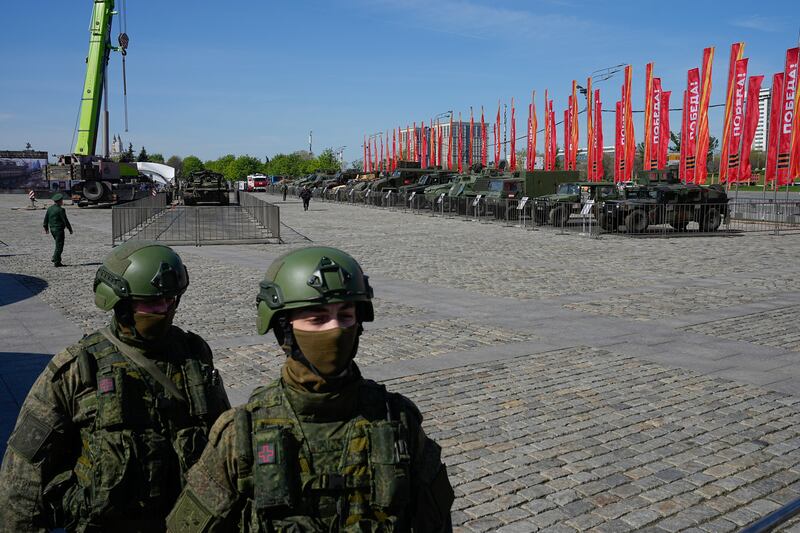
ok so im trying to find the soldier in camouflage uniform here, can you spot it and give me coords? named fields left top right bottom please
left=167, top=246, right=454, bottom=532
left=42, top=192, right=73, bottom=267
left=0, top=241, right=231, bottom=532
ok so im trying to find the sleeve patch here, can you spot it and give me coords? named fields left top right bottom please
left=7, top=411, right=53, bottom=463
left=166, top=490, right=213, bottom=533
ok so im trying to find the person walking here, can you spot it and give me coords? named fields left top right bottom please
left=281, top=182, right=288, bottom=201
left=299, top=185, right=312, bottom=211
left=42, top=192, right=72, bottom=267
left=167, top=246, right=454, bottom=532
left=0, top=241, right=231, bottom=532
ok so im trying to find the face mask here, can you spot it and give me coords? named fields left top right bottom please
left=133, top=309, right=175, bottom=340
left=292, top=325, right=358, bottom=376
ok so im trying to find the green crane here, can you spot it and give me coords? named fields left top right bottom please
left=75, top=0, right=126, bottom=156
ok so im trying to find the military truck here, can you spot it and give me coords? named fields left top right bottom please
left=398, top=171, right=456, bottom=206
left=600, top=183, right=729, bottom=233
left=181, top=170, right=229, bottom=206
left=532, top=182, right=620, bottom=226
left=465, top=170, right=580, bottom=218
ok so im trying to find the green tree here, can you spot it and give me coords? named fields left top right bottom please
left=182, top=155, right=204, bottom=176
left=351, top=159, right=364, bottom=171
left=120, top=142, right=135, bottom=163
left=148, top=153, right=165, bottom=164
left=166, top=155, right=183, bottom=174
left=228, top=155, right=264, bottom=181
left=315, top=148, right=341, bottom=173
left=137, top=146, right=149, bottom=162
left=205, top=154, right=235, bottom=177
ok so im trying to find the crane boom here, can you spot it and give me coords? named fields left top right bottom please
left=74, top=0, right=115, bottom=156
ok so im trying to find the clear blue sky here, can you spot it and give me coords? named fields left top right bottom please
left=1, top=1, right=797, bottom=164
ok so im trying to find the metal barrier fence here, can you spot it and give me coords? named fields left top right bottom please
left=111, top=192, right=169, bottom=244
left=266, top=184, right=800, bottom=238
left=112, top=192, right=280, bottom=246
left=238, top=191, right=281, bottom=241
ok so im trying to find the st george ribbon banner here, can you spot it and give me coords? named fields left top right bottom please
left=684, top=68, right=701, bottom=184
left=720, top=42, right=746, bottom=183
left=644, top=63, right=655, bottom=171
left=777, top=47, right=799, bottom=186
left=695, top=47, right=715, bottom=184
left=594, top=89, right=604, bottom=180
left=659, top=90, right=671, bottom=170
left=724, top=58, right=749, bottom=183
left=766, top=73, right=784, bottom=184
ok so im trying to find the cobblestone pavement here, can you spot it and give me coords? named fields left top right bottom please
left=3, top=193, right=800, bottom=531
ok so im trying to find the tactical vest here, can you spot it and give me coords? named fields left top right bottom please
left=236, top=380, right=414, bottom=532
left=53, top=329, right=221, bottom=530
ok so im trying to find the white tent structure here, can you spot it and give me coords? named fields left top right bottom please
left=136, top=162, right=176, bottom=186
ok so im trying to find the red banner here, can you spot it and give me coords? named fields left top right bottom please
left=469, top=108, right=474, bottom=165
left=695, top=47, right=715, bottom=184
left=571, top=81, right=579, bottom=170
left=480, top=106, right=487, bottom=167
left=724, top=58, right=748, bottom=183
left=495, top=102, right=502, bottom=165
left=527, top=101, right=533, bottom=171
left=586, top=78, right=594, bottom=179
left=659, top=90, right=671, bottom=170
left=684, top=68, right=701, bottom=183
left=564, top=108, right=570, bottom=171
left=615, top=100, right=622, bottom=181
left=766, top=73, right=784, bottom=184
left=650, top=77, right=662, bottom=170
left=644, top=63, right=654, bottom=171
left=457, top=113, right=463, bottom=173
left=531, top=92, right=538, bottom=172
left=544, top=91, right=551, bottom=170
left=680, top=90, right=687, bottom=180
left=793, top=72, right=800, bottom=180
left=777, top=47, right=799, bottom=186
left=438, top=123, right=443, bottom=167
left=510, top=98, right=516, bottom=170
left=739, top=75, right=765, bottom=183
left=448, top=116, right=453, bottom=169
left=594, top=89, right=604, bottom=180
left=622, top=65, right=635, bottom=181
left=720, top=42, right=746, bottom=182
left=549, top=100, right=556, bottom=170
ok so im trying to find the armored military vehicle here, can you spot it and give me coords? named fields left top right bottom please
left=532, top=182, right=619, bottom=226
left=600, top=183, right=729, bottom=233
left=181, top=170, right=229, bottom=206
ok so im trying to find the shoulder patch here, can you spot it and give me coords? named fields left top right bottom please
left=7, top=411, right=53, bottom=463
left=47, top=344, right=84, bottom=381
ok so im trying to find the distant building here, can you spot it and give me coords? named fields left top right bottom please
left=111, top=134, right=123, bottom=158
left=752, top=88, right=770, bottom=152
left=397, top=122, right=485, bottom=168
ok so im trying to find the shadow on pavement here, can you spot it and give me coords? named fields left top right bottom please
left=0, top=273, right=48, bottom=306
left=0, top=352, right=52, bottom=458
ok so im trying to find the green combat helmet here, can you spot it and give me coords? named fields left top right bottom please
left=256, top=246, right=373, bottom=335
left=94, top=240, right=189, bottom=311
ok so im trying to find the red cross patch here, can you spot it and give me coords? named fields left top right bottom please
left=257, top=443, right=275, bottom=464
left=98, top=377, right=115, bottom=394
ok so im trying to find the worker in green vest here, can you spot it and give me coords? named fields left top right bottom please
left=42, top=192, right=73, bottom=266
left=0, top=241, right=231, bottom=531
left=167, top=246, right=454, bottom=532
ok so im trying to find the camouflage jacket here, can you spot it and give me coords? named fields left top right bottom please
left=166, top=375, right=454, bottom=532
left=0, top=325, right=230, bottom=532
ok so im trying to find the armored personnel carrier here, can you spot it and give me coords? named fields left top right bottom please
left=532, top=181, right=619, bottom=226
left=181, top=170, right=229, bottom=206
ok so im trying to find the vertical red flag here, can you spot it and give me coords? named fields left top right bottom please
left=680, top=90, right=688, bottom=181
left=510, top=98, right=516, bottom=170
left=594, top=89, right=604, bottom=180
left=725, top=58, right=749, bottom=183
left=544, top=91, right=551, bottom=170
left=659, top=91, right=671, bottom=170
left=531, top=91, right=538, bottom=172
left=527, top=101, right=533, bottom=171
left=412, top=122, right=417, bottom=162
left=423, top=121, right=428, bottom=168
left=495, top=102, right=502, bottom=165
left=586, top=78, right=594, bottom=180
left=739, top=75, right=765, bottom=183
left=392, top=129, right=397, bottom=170
left=566, top=95, right=573, bottom=170
left=720, top=43, right=746, bottom=183
left=564, top=108, right=570, bottom=171
left=619, top=80, right=627, bottom=179
left=480, top=106, right=487, bottom=166
left=438, top=122, right=443, bottom=167
left=695, top=47, right=715, bottom=184
left=650, top=77, right=662, bottom=170
left=457, top=112, right=463, bottom=172
left=571, top=81, right=579, bottom=170
left=644, top=63, right=654, bottom=171
left=777, top=47, right=799, bottom=186
left=551, top=101, right=556, bottom=169
left=448, top=115, right=453, bottom=170
left=792, top=70, right=800, bottom=181
left=623, top=65, right=635, bottom=181
left=380, top=135, right=384, bottom=171
left=685, top=68, right=701, bottom=183
left=469, top=108, right=474, bottom=165
left=766, top=73, right=784, bottom=184
left=374, top=137, right=378, bottom=172
left=615, top=100, right=623, bottom=182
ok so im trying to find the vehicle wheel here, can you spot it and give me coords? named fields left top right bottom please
left=83, top=180, right=105, bottom=201
left=549, top=207, right=568, bottom=227
left=699, top=207, right=722, bottom=232
left=598, top=215, right=614, bottom=231
left=625, top=210, right=648, bottom=233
